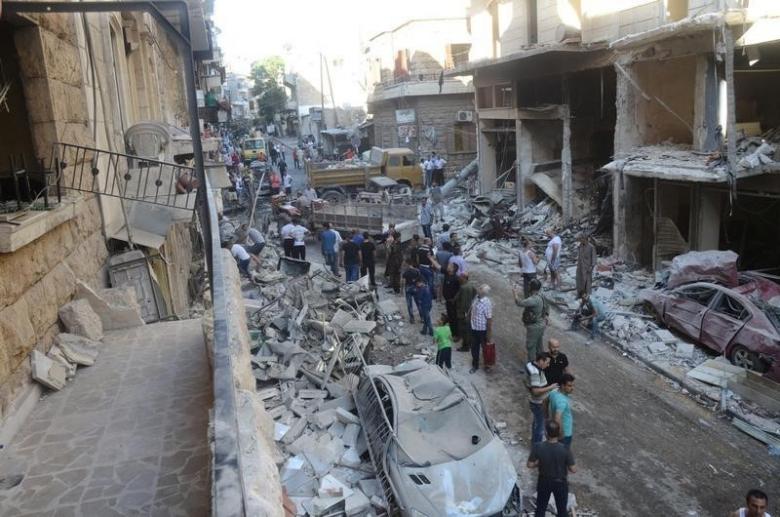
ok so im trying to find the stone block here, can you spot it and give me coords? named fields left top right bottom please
left=282, top=417, right=308, bottom=445
left=75, top=281, right=145, bottom=330
left=55, top=333, right=100, bottom=366
left=345, top=489, right=371, bottom=516
left=47, top=345, right=77, bottom=380
left=645, top=341, right=668, bottom=355
left=341, top=423, right=360, bottom=449
left=335, top=407, right=361, bottom=425
left=0, top=298, right=37, bottom=372
left=39, top=30, right=83, bottom=87
left=675, top=342, right=695, bottom=358
left=339, top=448, right=361, bottom=468
left=318, top=474, right=353, bottom=498
left=31, top=350, right=67, bottom=390
left=654, top=329, right=678, bottom=344
left=59, top=298, right=103, bottom=340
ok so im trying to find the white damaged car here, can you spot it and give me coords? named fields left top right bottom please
left=355, top=360, right=521, bottom=516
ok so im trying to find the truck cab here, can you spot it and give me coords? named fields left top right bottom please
left=370, top=147, right=422, bottom=188
left=242, top=137, right=267, bottom=164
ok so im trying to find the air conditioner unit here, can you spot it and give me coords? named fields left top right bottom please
left=456, top=110, right=474, bottom=122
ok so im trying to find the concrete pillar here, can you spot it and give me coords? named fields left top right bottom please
left=561, top=105, right=573, bottom=222
left=693, top=55, right=719, bottom=152
left=695, top=188, right=722, bottom=250
left=477, top=119, right=496, bottom=193
left=517, top=119, right=534, bottom=209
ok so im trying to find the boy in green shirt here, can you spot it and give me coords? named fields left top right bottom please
left=434, top=313, right=453, bottom=369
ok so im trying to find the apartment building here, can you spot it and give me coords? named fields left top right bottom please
left=366, top=17, right=478, bottom=173
left=0, top=1, right=222, bottom=423
left=454, top=0, right=780, bottom=270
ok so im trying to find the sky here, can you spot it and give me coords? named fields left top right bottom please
left=213, top=0, right=470, bottom=80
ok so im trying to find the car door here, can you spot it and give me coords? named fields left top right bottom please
left=664, top=285, right=717, bottom=341
left=699, top=292, right=750, bottom=352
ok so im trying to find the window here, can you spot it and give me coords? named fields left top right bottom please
left=402, top=155, right=415, bottom=166
left=712, top=294, right=749, bottom=321
left=452, top=122, right=477, bottom=153
left=388, top=156, right=401, bottom=167
left=677, top=286, right=717, bottom=306
left=527, top=0, right=538, bottom=45
left=477, top=86, right=493, bottom=109
left=494, top=83, right=513, bottom=108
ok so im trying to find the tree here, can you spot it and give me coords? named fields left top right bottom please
left=250, top=56, right=288, bottom=123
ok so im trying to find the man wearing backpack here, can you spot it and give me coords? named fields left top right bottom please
left=513, top=278, right=549, bottom=361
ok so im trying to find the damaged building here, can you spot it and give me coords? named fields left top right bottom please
left=365, top=16, right=478, bottom=173
left=451, top=0, right=780, bottom=270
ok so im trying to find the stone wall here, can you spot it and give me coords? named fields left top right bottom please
left=370, top=93, right=478, bottom=175
left=0, top=198, right=108, bottom=422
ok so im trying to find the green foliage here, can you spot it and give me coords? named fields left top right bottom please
left=250, top=56, right=288, bottom=123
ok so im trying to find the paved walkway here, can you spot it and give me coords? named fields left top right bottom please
left=0, top=319, right=211, bottom=517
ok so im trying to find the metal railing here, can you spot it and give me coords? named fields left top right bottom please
left=54, top=142, right=197, bottom=211
left=0, top=154, right=60, bottom=213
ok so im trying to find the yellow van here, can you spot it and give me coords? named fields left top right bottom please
left=242, top=137, right=267, bottom=163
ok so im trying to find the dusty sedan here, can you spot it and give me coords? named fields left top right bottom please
left=355, top=360, right=521, bottom=516
left=642, top=282, right=780, bottom=380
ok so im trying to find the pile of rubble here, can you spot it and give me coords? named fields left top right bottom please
left=31, top=282, right=145, bottom=392
left=242, top=245, right=423, bottom=516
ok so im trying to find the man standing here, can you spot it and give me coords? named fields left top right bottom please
left=544, top=339, right=570, bottom=387
left=282, top=169, right=293, bottom=196
left=417, top=237, right=435, bottom=300
left=513, top=278, right=549, bottom=361
left=434, top=153, right=447, bottom=186
left=575, top=233, right=597, bottom=296
left=441, top=261, right=461, bottom=340
left=449, top=246, right=467, bottom=277
left=385, top=231, right=403, bottom=294
left=415, top=278, right=433, bottom=336
left=469, top=284, right=493, bottom=373
left=525, top=352, right=558, bottom=444
left=731, top=489, right=772, bottom=517
left=437, top=224, right=451, bottom=248
left=454, top=273, right=476, bottom=352
left=280, top=218, right=295, bottom=258
left=402, top=260, right=422, bottom=323
left=290, top=220, right=309, bottom=260
left=279, top=156, right=288, bottom=179
left=430, top=182, right=444, bottom=223
left=424, top=155, right=434, bottom=188
left=419, top=199, right=433, bottom=239
left=548, top=373, right=575, bottom=449
left=292, top=146, right=301, bottom=169
left=434, top=241, right=453, bottom=299
left=319, top=222, right=339, bottom=275
left=527, top=420, right=577, bottom=517
left=341, top=231, right=361, bottom=282
left=519, top=237, right=538, bottom=298
left=359, top=232, right=377, bottom=287
left=545, top=228, right=562, bottom=290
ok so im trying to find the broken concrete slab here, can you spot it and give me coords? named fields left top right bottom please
left=340, top=447, right=362, bottom=468
left=318, top=394, right=356, bottom=413
left=318, top=474, right=354, bottom=498
left=47, top=346, right=76, bottom=380
left=334, top=407, right=361, bottom=425
left=75, top=281, right=145, bottom=330
left=55, top=333, right=100, bottom=366
left=281, top=455, right=318, bottom=497
left=376, top=299, right=400, bottom=316
left=653, top=329, right=678, bottom=344
left=31, top=350, right=68, bottom=391
left=311, top=409, right=338, bottom=429
left=358, top=478, right=382, bottom=500
left=327, top=421, right=346, bottom=439
left=341, top=423, right=360, bottom=449
left=303, top=434, right=345, bottom=477
left=282, top=417, right=309, bottom=445
left=675, top=342, right=695, bottom=358
left=58, top=298, right=104, bottom=340
left=298, top=389, right=328, bottom=400
left=330, top=309, right=356, bottom=331
left=274, top=422, right=290, bottom=441
left=345, top=488, right=371, bottom=516
left=303, top=496, right=345, bottom=517
left=645, top=341, right=669, bottom=355
left=343, top=320, right=377, bottom=334
left=257, top=387, right=281, bottom=401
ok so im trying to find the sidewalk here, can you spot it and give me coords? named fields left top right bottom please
left=0, top=320, right=211, bottom=517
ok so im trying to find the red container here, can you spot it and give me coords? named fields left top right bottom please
left=483, top=341, right=496, bottom=367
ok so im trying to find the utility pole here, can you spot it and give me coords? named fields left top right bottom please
left=324, top=56, right=339, bottom=127
left=320, top=52, right=326, bottom=137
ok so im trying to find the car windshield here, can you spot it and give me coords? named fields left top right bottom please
left=246, top=139, right=264, bottom=150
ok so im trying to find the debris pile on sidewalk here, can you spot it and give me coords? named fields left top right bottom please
left=242, top=244, right=430, bottom=516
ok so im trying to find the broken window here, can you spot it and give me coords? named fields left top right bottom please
left=677, top=286, right=717, bottom=306
left=711, top=294, right=749, bottom=320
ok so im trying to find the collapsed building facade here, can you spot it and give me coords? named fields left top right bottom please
left=451, top=0, right=780, bottom=270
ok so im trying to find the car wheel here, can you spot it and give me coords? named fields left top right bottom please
left=730, top=344, right=758, bottom=371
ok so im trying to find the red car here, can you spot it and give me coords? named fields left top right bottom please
left=642, top=281, right=780, bottom=382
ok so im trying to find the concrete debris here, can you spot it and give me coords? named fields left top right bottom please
left=674, top=343, right=695, bottom=358
left=31, top=350, right=68, bottom=391
left=47, top=346, right=77, bottom=380
left=75, top=281, right=145, bottom=330
left=55, top=333, right=100, bottom=366
left=58, top=299, right=104, bottom=341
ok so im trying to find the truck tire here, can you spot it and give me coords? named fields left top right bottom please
left=322, top=190, right=347, bottom=203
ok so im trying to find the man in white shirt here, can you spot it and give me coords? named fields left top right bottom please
left=228, top=242, right=251, bottom=276
left=434, top=154, right=447, bottom=186
left=519, top=237, right=539, bottom=297
left=545, top=228, right=562, bottom=291
left=290, top=220, right=309, bottom=260
left=731, top=489, right=772, bottom=517
left=280, top=220, right=295, bottom=257
left=283, top=173, right=293, bottom=196
left=525, top=352, right=558, bottom=444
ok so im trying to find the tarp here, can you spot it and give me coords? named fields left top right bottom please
left=667, top=250, right=739, bottom=288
